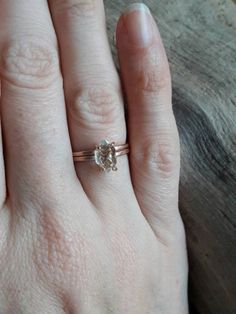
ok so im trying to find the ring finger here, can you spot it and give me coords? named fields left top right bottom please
left=49, top=0, right=133, bottom=207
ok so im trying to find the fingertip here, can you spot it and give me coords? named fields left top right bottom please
left=116, top=3, right=170, bottom=96
left=116, top=3, right=155, bottom=52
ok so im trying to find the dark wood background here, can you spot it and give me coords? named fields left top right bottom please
left=104, top=1, right=236, bottom=313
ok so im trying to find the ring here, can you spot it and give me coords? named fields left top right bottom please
left=73, top=139, right=129, bottom=172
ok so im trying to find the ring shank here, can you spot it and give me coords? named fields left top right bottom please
left=73, top=147, right=129, bottom=162
left=73, top=143, right=129, bottom=158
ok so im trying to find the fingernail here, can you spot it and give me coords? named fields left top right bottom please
left=122, top=3, right=153, bottom=47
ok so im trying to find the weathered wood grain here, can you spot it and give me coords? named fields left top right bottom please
left=104, top=1, right=236, bottom=313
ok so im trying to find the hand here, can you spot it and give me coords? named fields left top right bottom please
left=0, top=1, right=188, bottom=313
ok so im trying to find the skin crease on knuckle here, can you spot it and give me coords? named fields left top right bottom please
left=0, top=38, right=59, bottom=89
left=132, top=131, right=180, bottom=179
left=137, top=48, right=171, bottom=94
left=53, top=0, right=97, bottom=18
left=68, top=86, right=125, bottom=132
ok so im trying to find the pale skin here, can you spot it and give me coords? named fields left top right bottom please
left=0, top=1, right=188, bottom=313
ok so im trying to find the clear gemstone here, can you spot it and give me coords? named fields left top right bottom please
left=94, top=140, right=117, bottom=172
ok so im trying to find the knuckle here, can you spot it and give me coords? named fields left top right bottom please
left=0, top=38, right=59, bottom=89
left=54, top=0, right=96, bottom=18
left=134, top=133, right=180, bottom=177
left=150, top=141, right=179, bottom=175
left=69, top=86, right=124, bottom=130
left=137, top=49, right=171, bottom=93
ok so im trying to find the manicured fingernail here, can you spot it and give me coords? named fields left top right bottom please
left=122, top=3, right=153, bottom=47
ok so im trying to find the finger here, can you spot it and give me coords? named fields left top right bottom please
left=0, top=119, right=6, bottom=209
left=49, top=0, right=134, bottom=208
left=0, top=0, right=79, bottom=208
left=116, top=4, right=183, bottom=239
left=0, top=81, right=6, bottom=208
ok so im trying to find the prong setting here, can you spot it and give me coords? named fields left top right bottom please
left=94, top=139, right=118, bottom=172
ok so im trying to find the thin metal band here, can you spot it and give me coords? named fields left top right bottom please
left=73, top=148, right=129, bottom=162
left=73, top=143, right=129, bottom=158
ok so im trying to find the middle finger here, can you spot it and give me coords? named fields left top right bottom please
left=0, top=0, right=78, bottom=209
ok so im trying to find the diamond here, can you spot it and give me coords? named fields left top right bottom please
left=94, top=140, right=117, bottom=172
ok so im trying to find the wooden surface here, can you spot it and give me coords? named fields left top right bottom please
left=104, top=1, right=236, bottom=313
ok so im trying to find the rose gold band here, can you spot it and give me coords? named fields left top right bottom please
left=73, top=148, right=129, bottom=162
left=73, top=143, right=129, bottom=162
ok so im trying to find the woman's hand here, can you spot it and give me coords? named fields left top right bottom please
left=0, top=1, right=188, bottom=313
